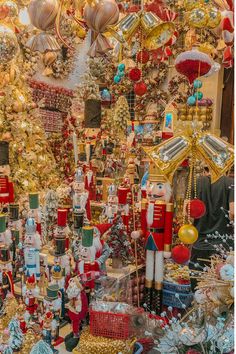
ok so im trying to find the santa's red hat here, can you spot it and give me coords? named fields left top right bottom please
left=95, top=223, right=112, bottom=236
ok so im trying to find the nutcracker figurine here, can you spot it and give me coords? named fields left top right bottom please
left=132, top=163, right=173, bottom=314
left=0, top=141, right=14, bottom=206
left=65, top=276, right=88, bottom=352
left=22, top=273, right=39, bottom=321
left=75, top=226, right=100, bottom=292
left=84, top=164, right=96, bottom=201
left=0, top=214, right=12, bottom=247
left=0, top=248, right=14, bottom=299
left=41, top=311, right=59, bottom=354
left=72, top=171, right=91, bottom=221
left=43, top=284, right=62, bottom=347
left=24, top=217, right=41, bottom=280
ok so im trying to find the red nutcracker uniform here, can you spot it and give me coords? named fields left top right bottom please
left=77, top=260, right=100, bottom=290
left=0, top=177, right=14, bottom=204
left=140, top=170, right=173, bottom=314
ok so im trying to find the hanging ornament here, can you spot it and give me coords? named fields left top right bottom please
left=0, top=25, right=18, bottom=64
left=188, top=7, right=208, bottom=28
left=137, top=50, right=150, bottom=64
left=134, top=82, right=147, bottom=96
left=186, top=199, right=206, bottom=219
left=101, top=88, right=111, bottom=101
left=207, top=7, right=221, bottom=28
left=193, top=79, right=202, bottom=89
left=84, top=0, right=119, bottom=57
left=187, top=96, right=196, bottom=106
left=129, top=67, right=142, bottom=81
left=113, top=63, right=126, bottom=83
left=171, top=244, right=190, bottom=264
left=175, top=50, right=212, bottom=84
left=194, top=91, right=203, bottom=100
left=26, top=0, right=60, bottom=52
left=178, top=224, right=198, bottom=244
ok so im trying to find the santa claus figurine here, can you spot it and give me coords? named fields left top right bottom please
left=22, top=273, right=40, bottom=321
left=24, top=217, right=41, bottom=280
left=0, top=141, right=14, bottom=207
left=132, top=163, right=173, bottom=314
left=0, top=248, right=14, bottom=299
left=84, top=164, right=96, bottom=201
left=65, top=276, right=88, bottom=352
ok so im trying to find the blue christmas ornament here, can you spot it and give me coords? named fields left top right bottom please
left=118, top=63, right=125, bottom=71
left=101, top=88, right=111, bottom=101
left=114, top=75, right=121, bottom=83
left=187, top=96, right=196, bottom=106
left=118, top=70, right=125, bottom=77
left=194, top=91, right=203, bottom=100
left=193, top=79, right=202, bottom=89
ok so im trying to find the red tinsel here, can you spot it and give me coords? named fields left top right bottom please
left=129, top=67, right=142, bottom=81
left=134, top=82, right=147, bottom=96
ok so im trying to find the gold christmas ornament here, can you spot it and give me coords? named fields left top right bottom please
left=0, top=25, right=18, bottom=64
left=207, top=7, right=221, bottom=28
left=184, top=0, right=204, bottom=11
left=26, top=0, right=60, bottom=52
left=144, top=132, right=234, bottom=183
left=188, top=7, right=208, bottom=28
left=143, top=12, right=175, bottom=50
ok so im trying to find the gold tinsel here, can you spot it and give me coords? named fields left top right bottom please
left=73, top=327, right=135, bottom=354
left=0, top=62, right=59, bottom=199
left=19, top=329, right=41, bottom=354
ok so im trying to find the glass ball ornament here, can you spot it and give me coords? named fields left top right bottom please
left=114, top=75, right=121, bottom=83
left=189, top=7, right=208, bottom=28
left=134, top=81, right=147, bottom=96
left=118, top=63, right=125, bottom=71
left=194, top=91, right=203, bottom=100
left=193, top=79, right=202, bottom=89
left=186, top=199, right=206, bottom=219
left=171, top=244, right=190, bottom=264
left=178, top=224, right=198, bottom=244
left=187, top=96, right=196, bottom=106
left=0, top=25, right=18, bottom=64
left=207, top=7, right=221, bottom=28
left=118, top=70, right=125, bottom=77
left=129, top=67, right=142, bottom=81
left=101, top=88, right=111, bottom=101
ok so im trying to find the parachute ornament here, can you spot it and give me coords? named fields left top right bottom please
left=174, top=50, right=213, bottom=84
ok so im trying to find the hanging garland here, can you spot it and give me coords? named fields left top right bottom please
left=168, top=75, right=192, bottom=104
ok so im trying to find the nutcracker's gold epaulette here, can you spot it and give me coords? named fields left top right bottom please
left=154, top=200, right=165, bottom=205
left=166, top=202, right=173, bottom=212
left=141, top=198, right=148, bottom=209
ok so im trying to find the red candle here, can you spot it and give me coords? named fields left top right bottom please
left=57, top=208, right=68, bottom=227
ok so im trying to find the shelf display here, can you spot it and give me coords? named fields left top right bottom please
left=0, top=0, right=234, bottom=352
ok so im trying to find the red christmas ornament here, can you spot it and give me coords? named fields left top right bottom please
left=186, top=199, right=206, bottom=219
left=129, top=67, right=142, bottom=81
left=134, top=82, right=147, bottom=96
left=171, top=244, right=190, bottom=264
left=137, top=50, right=150, bottom=64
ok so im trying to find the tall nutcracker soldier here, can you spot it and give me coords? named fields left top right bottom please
left=0, top=141, right=14, bottom=208
left=133, top=163, right=173, bottom=314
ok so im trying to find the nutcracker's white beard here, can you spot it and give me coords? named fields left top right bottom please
left=66, top=282, right=80, bottom=300
left=43, top=298, right=62, bottom=311
left=93, top=235, right=102, bottom=253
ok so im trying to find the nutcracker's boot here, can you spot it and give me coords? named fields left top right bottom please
left=152, top=284, right=163, bottom=315
left=144, top=287, right=152, bottom=310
